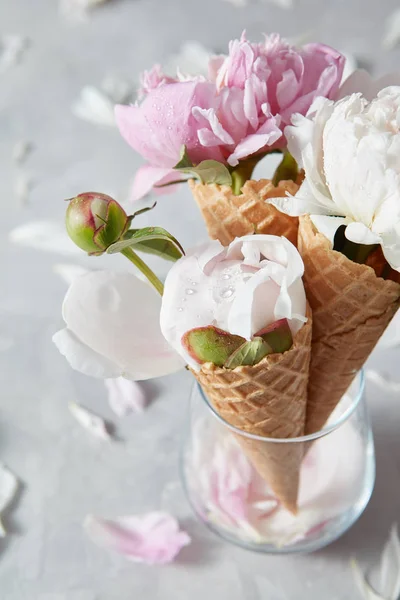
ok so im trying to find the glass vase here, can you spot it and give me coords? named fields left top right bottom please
left=180, top=370, right=375, bottom=554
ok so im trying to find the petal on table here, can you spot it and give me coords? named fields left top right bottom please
left=0, top=464, right=19, bottom=538
left=69, top=402, right=111, bottom=440
left=9, top=220, right=80, bottom=255
left=84, top=512, right=191, bottom=565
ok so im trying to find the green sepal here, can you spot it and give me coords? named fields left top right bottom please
left=224, top=337, right=272, bottom=369
left=182, top=326, right=245, bottom=367
left=255, top=319, right=293, bottom=354
left=173, top=146, right=232, bottom=186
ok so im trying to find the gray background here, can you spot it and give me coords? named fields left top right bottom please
left=0, top=0, right=400, bottom=598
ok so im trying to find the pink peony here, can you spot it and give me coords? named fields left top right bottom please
left=116, top=34, right=344, bottom=200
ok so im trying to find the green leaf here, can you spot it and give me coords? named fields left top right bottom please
left=224, top=337, right=272, bottom=369
left=272, top=151, right=298, bottom=186
left=182, top=326, right=245, bottom=367
left=176, top=160, right=232, bottom=186
left=174, top=145, right=194, bottom=169
left=106, top=226, right=185, bottom=260
left=117, top=229, right=181, bottom=261
left=153, top=179, right=189, bottom=189
left=255, top=319, right=293, bottom=354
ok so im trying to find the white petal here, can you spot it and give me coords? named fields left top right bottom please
left=310, top=215, right=348, bottom=245
left=53, top=328, right=122, bottom=379
left=0, top=35, right=29, bottom=72
left=383, top=8, right=400, bottom=49
left=164, top=41, right=212, bottom=78
left=84, top=512, right=190, bottom=564
left=380, top=524, right=400, bottom=600
left=351, top=559, right=386, bottom=600
left=0, top=464, right=18, bottom=538
left=378, top=311, right=400, bottom=348
left=345, top=222, right=381, bottom=246
left=9, top=220, right=80, bottom=255
left=366, top=370, right=400, bottom=393
left=0, top=464, right=18, bottom=513
left=53, top=264, right=89, bottom=286
left=69, top=402, right=111, bottom=440
left=61, top=271, right=184, bottom=380
left=105, top=378, right=147, bottom=416
left=12, top=140, right=33, bottom=164
left=72, top=86, right=116, bottom=126
left=340, top=51, right=358, bottom=84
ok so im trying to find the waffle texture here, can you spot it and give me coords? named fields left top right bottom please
left=192, top=311, right=312, bottom=514
left=189, top=178, right=300, bottom=247
left=298, top=215, right=400, bottom=434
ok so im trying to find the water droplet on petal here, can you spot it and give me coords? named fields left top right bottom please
left=220, top=287, right=234, bottom=299
left=222, top=274, right=231, bottom=280
left=177, top=307, right=183, bottom=312
left=185, top=288, right=196, bottom=295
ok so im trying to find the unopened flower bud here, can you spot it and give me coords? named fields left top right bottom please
left=66, top=192, right=128, bottom=255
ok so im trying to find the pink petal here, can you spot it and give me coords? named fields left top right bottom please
left=105, top=378, right=147, bottom=416
left=84, top=512, right=191, bottom=565
left=115, top=81, right=222, bottom=168
left=227, top=116, right=282, bottom=166
left=130, top=165, right=182, bottom=201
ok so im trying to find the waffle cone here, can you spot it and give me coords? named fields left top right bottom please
left=189, top=178, right=301, bottom=247
left=192, top=311, right=312, bottom=514
left=298, top=215, right=400, bottom=434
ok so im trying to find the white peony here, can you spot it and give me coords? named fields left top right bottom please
left=273, top=86, right=400, bottom=271
left=53, top=271, right=185, bottom=380
left=160, top=235, right=307, bottom=370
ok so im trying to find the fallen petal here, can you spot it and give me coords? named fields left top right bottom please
left=351, top=559, right=387, bottom=600
left=0, top=35, right=29, bottom=72
left=84, top=512, right=191, bottom=564
left=69, top=401, right=111, bottom=440
left=366, top=370, right=400, bottom=394
left=105, top=378, right=147, bottom=416
left=53, top=264, right=89, bottom=286
left=383, top=8, right=400, bottom=49
left=0, top=463, right=18, bottom=538
left=9, top=220, right=80, bottom=255
left=380, top=524, right=400, bottom=600
left=72, top=86, right=116, bottom=126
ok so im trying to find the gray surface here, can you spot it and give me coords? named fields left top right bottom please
left=0, top=0, right=400, bottom=598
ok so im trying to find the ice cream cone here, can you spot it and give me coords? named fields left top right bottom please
left=298, top=215, right=400, bottom=434
left=189, top=177, right=301, bottom=247
left=191, top=310, right=312, bottom=514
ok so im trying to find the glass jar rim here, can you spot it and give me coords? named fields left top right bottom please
left=197, top=369, right=365, bottom=443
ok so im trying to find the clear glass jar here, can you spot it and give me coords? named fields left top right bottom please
left=181, top=370, right=375, bottom=554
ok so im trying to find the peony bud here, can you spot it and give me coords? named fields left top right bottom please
left=66, top=192, right=128, bottom=255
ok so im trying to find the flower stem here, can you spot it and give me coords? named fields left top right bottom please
left=121, top=247, right=164, bottom=295
left=272, top=151, right=298, bottom=186
left=231, top=155, right=264, bottom=195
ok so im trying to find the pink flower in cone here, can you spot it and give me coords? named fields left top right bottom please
left=116, top=34, right=344, bottom=200
left=215, top=33, right=345, bottom=127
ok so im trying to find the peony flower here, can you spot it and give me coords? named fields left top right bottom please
left=213, top=34, right=344, bottom=127
left=160, top=235, right=307, bottom=369
left=115, top=34, right=344, bottom=200
left=272, top=87, right=400, bottom=271
left=53, top=270, right=185, bottom=380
